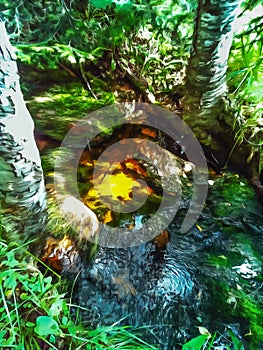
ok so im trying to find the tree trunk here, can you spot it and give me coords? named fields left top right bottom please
left=0, top=20, right=47, bottom=244
left=182, top=0, right=262, bottom=189
left=182, top=0, right=240, bottom=163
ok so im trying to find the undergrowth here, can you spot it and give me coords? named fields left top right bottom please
left=0, top=228, right=158, bottom=349
left=0, top=222, right=257, bottom=349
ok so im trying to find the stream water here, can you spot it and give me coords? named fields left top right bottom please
left=26, top=83, right=263, bottom=349
left=69, top=172, right=263, bottom=350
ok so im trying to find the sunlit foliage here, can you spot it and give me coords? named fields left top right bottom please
left=1, top=0, right=197, bottom=97
left=228, top=1, right=263, bottom=163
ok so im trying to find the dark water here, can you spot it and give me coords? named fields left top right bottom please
left=69, top=173, right=263, bottom=349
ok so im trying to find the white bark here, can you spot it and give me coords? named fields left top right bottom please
left=0, top=20, right=47, bottom=244
left=183, top=0, right=241, bottom=145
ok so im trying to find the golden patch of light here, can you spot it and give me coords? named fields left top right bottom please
left=89, top=172, right=149, bottom=203
left=34, top=96, right=54, bottom=103
left=103, top=210, right=113, bottom=224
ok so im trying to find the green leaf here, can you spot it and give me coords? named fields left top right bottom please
left=3, top=273, right=17, bottom=289
left=228, top=330, right=245, bottom=350
left=90, top=0, right=112, bottom=9
left=34, top=316, right=61, bottom=336
left=62, top=316, right=68, bottom=325
left=111, top=58, right=116, bottom=70
left=49, top=299, right=64, bottom=317
left=26, top=321, right=35, bottom=328
left=182, top=334, right=209, bottom=350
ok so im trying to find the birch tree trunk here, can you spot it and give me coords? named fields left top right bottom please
left=182, top=0, right=242, bottom=168
left=0, top=20, right=47, bottom=244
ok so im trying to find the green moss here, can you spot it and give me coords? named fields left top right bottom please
left=233, top=290, right=263, bottom=347
left=27, top=82, right=115, bottom=141
left=208, top=173, right=255, bottom=218
left=207, top=251, right=243, bottom=269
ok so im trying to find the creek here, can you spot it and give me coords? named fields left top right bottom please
left=26, top=82, right=263, bottom=349
left=71, top=172, right=263, bottom=349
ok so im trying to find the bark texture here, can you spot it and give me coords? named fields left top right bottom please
left=182, top=0, right=262, bottom=187
left=183, top=0, right=240, bottom=162
left=0, top=20, right=47, bottom=244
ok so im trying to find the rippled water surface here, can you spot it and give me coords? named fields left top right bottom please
left=24, top=80, right=263, bottom=349
left=69, top=173, right=263, bottom=349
